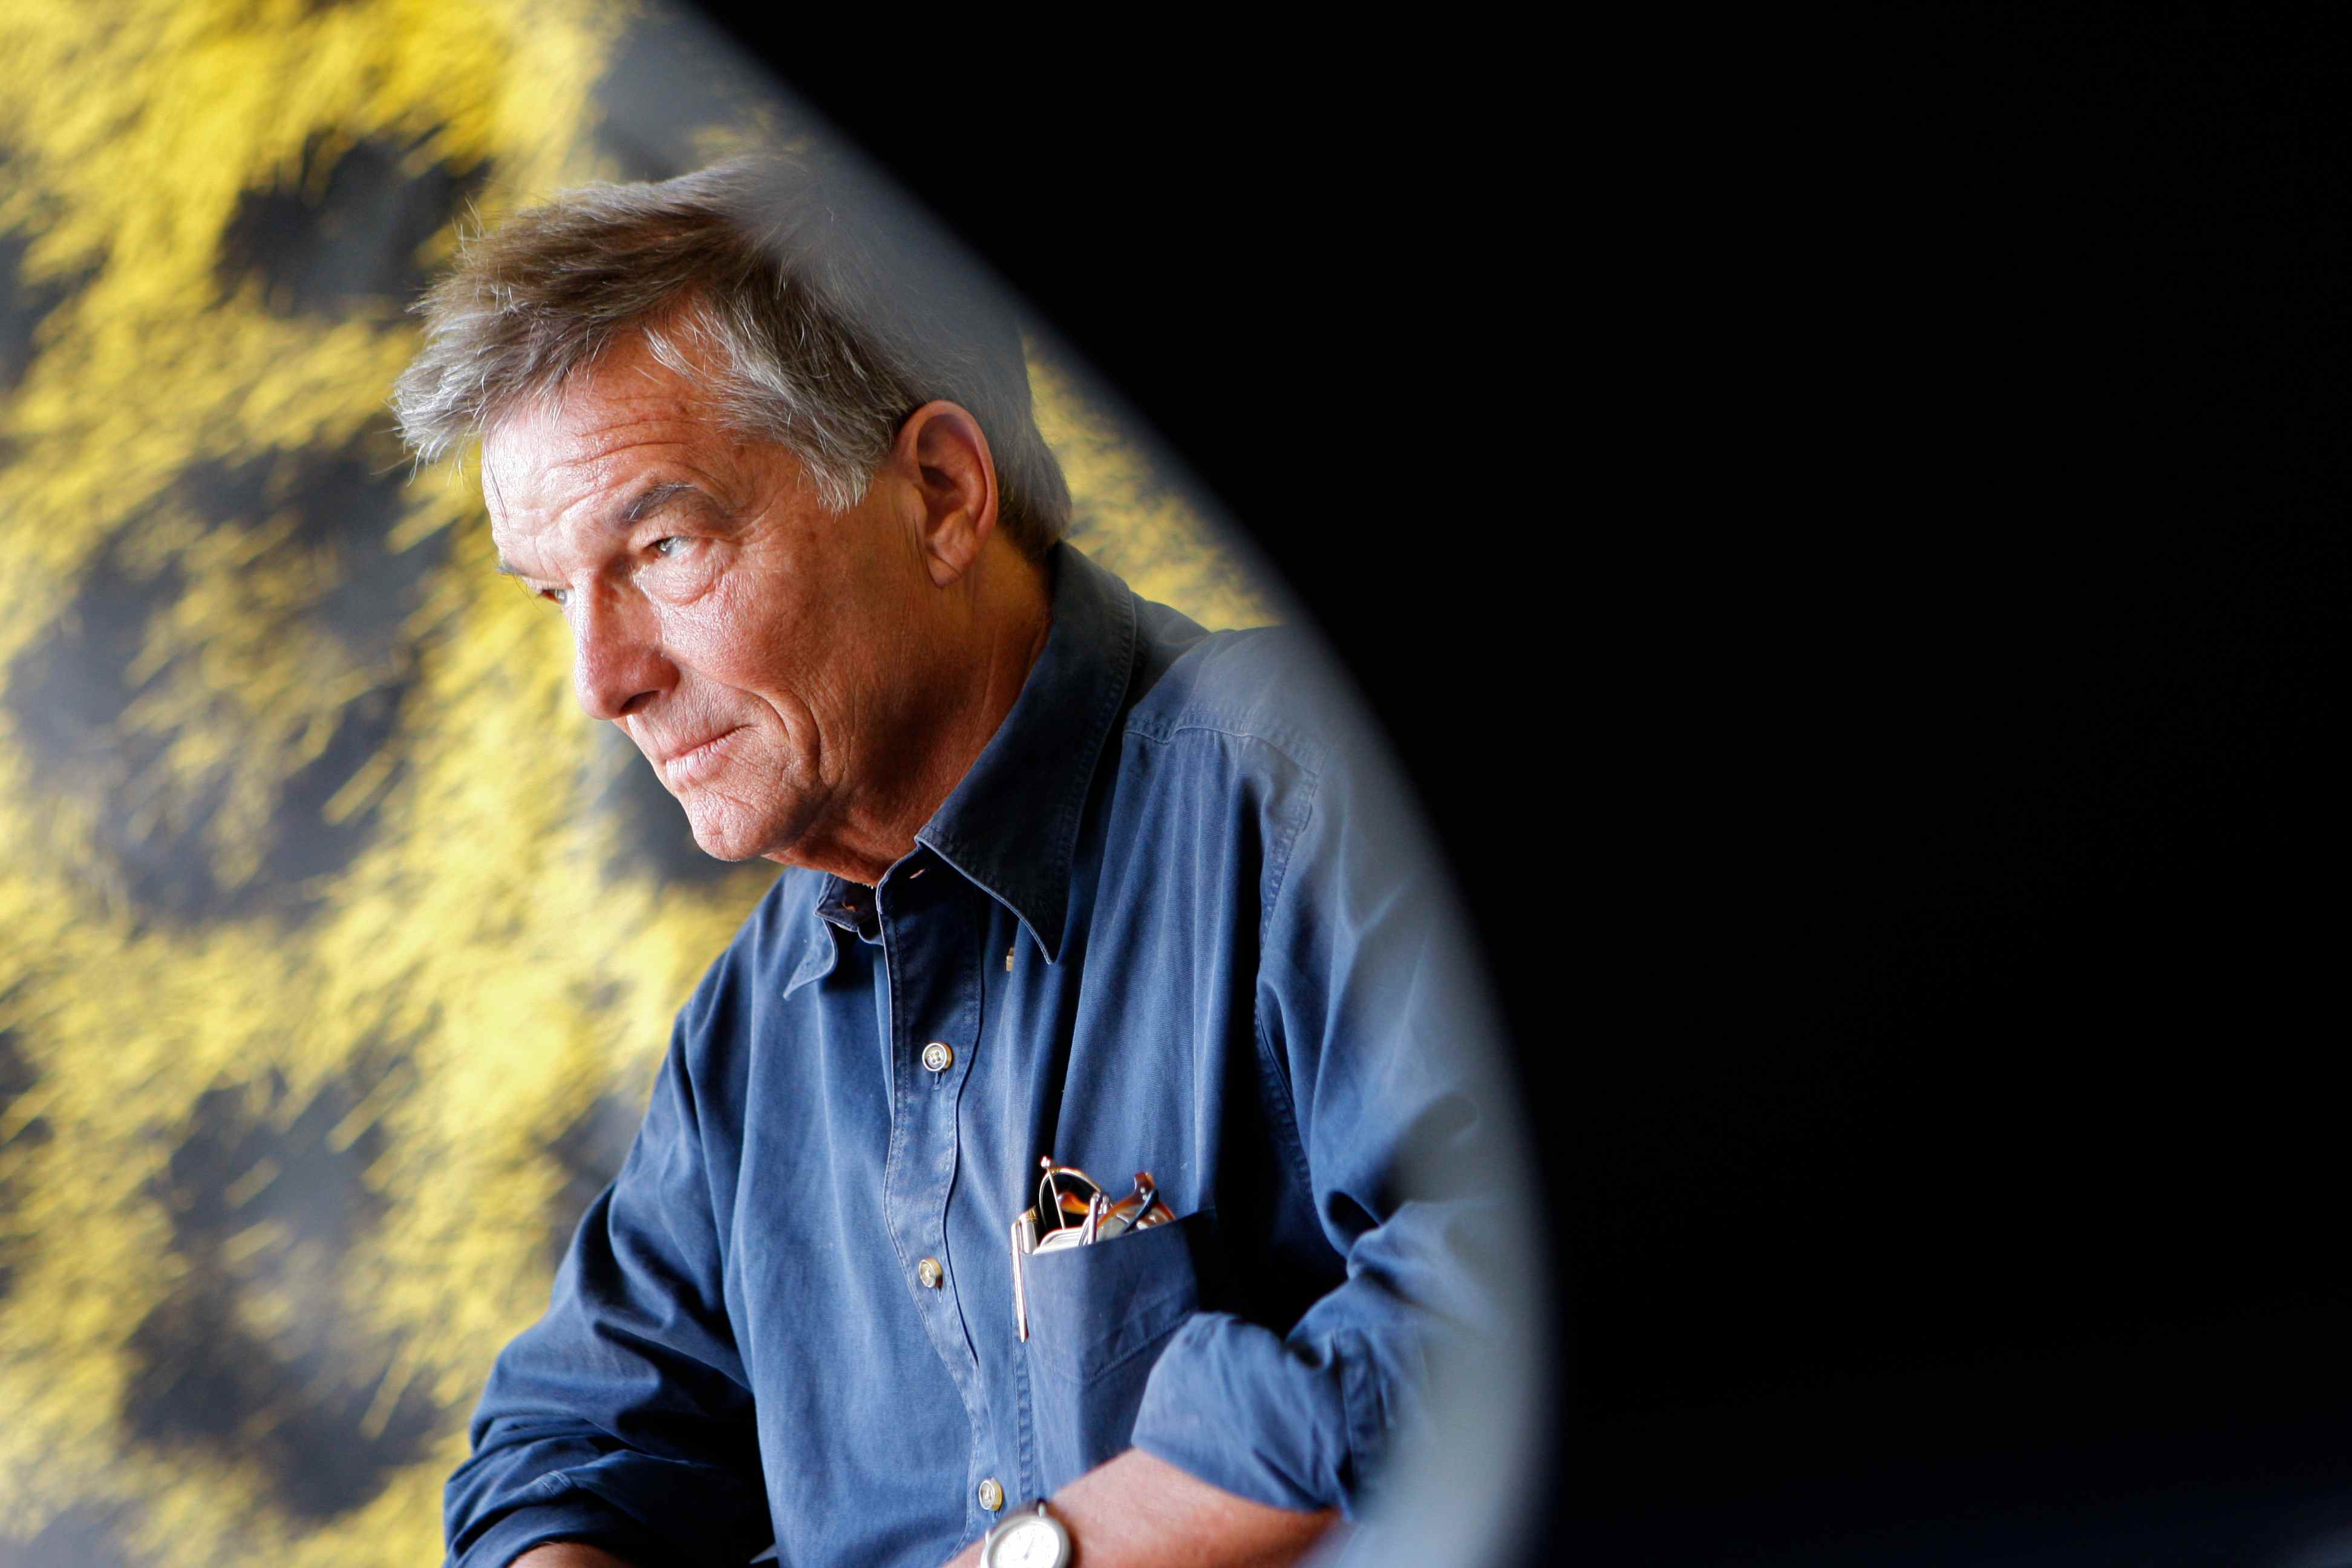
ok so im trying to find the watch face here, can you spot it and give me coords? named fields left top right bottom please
left=994, top=1515, right=1065, bottom=1568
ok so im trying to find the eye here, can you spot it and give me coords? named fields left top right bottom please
left=541, top=586, right=571, bottom=607
left=652, top=536, right=685, bottom=558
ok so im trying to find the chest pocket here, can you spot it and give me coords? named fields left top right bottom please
left=1022, top=1207, right=1222, bottom=1491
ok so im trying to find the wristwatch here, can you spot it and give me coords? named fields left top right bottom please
left=981, top=1499, right=1072, bottom=1567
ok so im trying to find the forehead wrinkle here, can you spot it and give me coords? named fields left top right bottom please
left=490, top=452, right=723, bottom=581
left=495, top=408, right=720, bottom=505
left=529, top=423, right=712, bottom=486
left=485, top=347, right=742, bottom=577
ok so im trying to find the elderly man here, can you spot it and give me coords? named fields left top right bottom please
left=396, top=156, right=1515, bottom=1568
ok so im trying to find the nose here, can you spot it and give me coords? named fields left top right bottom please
left=570, top=583, right=673, bottom=721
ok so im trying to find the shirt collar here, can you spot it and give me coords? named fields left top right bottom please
left=783, top=912, right=842, bottom=998
left=914, top=543, right=1137, bottom=963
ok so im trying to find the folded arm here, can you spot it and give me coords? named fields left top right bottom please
left=936, top=1449, right=1338, bottom=1568
left=1134, top=737, right=1523, bottom=1516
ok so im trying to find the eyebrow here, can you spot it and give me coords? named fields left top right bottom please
left=618, top=480, right=702, bottom=527
left=494, top=479, right=709, bottom=578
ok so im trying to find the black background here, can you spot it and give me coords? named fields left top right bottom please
left=702, top=10, right=2347, bottom=1563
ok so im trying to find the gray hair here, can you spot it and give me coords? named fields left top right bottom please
left=391, top=153, right=1070, bottom=560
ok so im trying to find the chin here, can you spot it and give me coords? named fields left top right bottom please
left=680, top=808, right=757, bottom=863
left=687, top=833, right=755, bottom=863
left=682, top=800, right=797, bottom=865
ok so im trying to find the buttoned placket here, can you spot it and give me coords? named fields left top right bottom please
left=872, top=854, right=1009, bottom=1542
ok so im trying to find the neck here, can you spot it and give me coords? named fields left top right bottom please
left=778, top=547, right=1053, bottom=885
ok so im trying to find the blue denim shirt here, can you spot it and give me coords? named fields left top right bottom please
left=446, top=544, right=1511, bottom=1568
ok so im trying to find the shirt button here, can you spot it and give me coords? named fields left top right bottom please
left=921, top=1041, right=954, bottom=1073
left=916, top=1256, right=944, bottom=1290
left=978, top=1477, right=1004, bottom=1512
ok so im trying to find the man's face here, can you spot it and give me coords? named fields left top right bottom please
left=482, top=335, right=935, bottom=866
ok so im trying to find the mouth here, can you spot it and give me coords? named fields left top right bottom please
left=661, top=725, right=748, bottom=785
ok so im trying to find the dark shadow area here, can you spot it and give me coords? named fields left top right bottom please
left=1572, top=13, right=2344, bottom=1564
left=0, top=1504, right=148, bottom=1568
left=0, top=1021, right=33, bottom=1305
left=5, top=543, right=211, bottom=911
left=0, top=203, right=87, bottom=397
left=128, top=1063, right=443, bottom=1521
left=218, top=130, right=488, bottom=316
left=7, top=436, right=442, bottom=925
left=154, top=1068, right=396, bottom=1258
left=194, top=429, right=451, bottom=670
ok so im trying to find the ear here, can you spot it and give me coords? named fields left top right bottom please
left=895, top=400, right=1001, bottom=588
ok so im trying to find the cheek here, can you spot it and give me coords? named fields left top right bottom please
left=666, top=573, right=826, bottom=701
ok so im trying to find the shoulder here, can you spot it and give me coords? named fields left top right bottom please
left=675, top=867, right=828, bottom=1045
left=1124, top=616, right=1344, bottom=780
left=1116, top=601, right=1432, bottom=893
left=653, top=867, right=847, bottom=1141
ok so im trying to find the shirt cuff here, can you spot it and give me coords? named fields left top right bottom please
left=1127, top=1310, right=1380, bottom=1517
left=448, top=1489, right=670, bottom=1568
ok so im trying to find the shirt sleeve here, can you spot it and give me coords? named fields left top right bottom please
left=445, top=998, right=770, bottom=1568
left=1126, top=737, right=1526, bottom=1519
